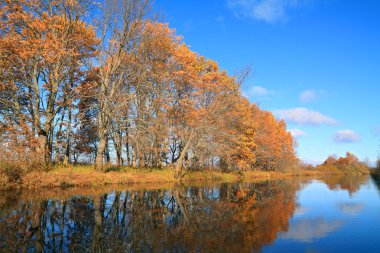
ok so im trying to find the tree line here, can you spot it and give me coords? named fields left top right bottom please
left=0, top=0, right=297, bottom=175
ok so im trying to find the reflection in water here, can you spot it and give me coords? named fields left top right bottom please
left=371, top=172, right=380, bottom=195
left=0, top=176, right=375, bottom=252
left=337, top=202, right=364, bottom=215
left=279, top=218, right=344, bottom=242
left=319, top=175, right=369, bottom=195
left=0, top=181, right=300, bottom=252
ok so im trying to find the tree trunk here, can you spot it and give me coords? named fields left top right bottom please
left=126, top=132, right=131, bottom=166
left=115, top=141, right=122, bottom=167
left=113, top=130, right=123, bottom=167
left=152, top=137, right=160, bottom=168
left=95, top=131, right=106, bottom=171
left=55, top=103, right=67, bottom=163
left=63, top=105, right=72, bottom=165
left=43, top=134, right=52, bottom=166
left=174, top=130, right=194, bottom=179
left=105, top=140, right=111, bottom=164
left=131, top=147, right=136, bottom=167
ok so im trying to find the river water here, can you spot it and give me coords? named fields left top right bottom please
left=0, top=176, right=379, bottom=252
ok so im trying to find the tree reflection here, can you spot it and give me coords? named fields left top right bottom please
left=319, top=175, right=369, bottom=195
left=371, top=172, right=380, bottom=196
left=0, top=180, right=301, bottom=252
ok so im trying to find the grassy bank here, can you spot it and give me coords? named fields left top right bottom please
left=0, top=165, right=235, bottom=190
left=0, top=164, right=370, bottom=190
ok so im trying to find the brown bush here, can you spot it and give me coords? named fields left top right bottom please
left=317, top=152, right=370, bottom=175
left=0, top=129, right=45, bottom=181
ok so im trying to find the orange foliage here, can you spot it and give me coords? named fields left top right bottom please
left=217, top=97, right=256, bottom=170
left=250, top=104, right=297, bottom=171
left=0, top=0, right=298, bottom=174
left=0, top=0, right=98, bottom=164
left=317, top=152, right=369, bottom=175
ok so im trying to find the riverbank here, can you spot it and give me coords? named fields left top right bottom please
left=0, top=164, right=370, bottom=190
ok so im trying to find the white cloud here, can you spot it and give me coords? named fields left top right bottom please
left=300, top=89, right=326, bottom=103
left=300, top=89, right=316, bottom=103
left=227, top=0, right=304, bottom=23
left=289, top=128, right=306, bottom=138
left=274, top=108, right=337, bottom=126
left=251, top=85, right=269, bottom=96
left=333, top=129, right=360, bottom=143
left=245, top=85, right=273, bottom=99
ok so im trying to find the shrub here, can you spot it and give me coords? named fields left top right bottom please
left=104, top=166, right=122, bottom=173
left=317, top=152, right=370, bottom=175
left=0, top=161, right=23, bottom=182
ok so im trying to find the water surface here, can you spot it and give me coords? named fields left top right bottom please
left=0, top=176, right=379, bottom=252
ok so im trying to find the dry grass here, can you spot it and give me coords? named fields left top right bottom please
left=0, top=163, right=371, bottom=190
left=17, top=165, right=239, bottom=189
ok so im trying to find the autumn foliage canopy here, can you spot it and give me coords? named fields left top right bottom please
left=0, top=0, right=298, bottom=173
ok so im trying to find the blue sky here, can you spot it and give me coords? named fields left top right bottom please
left=153, top=0, right=380, bottom=165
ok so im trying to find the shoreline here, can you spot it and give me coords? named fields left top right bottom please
left=0, top=165, right=371, bottom=191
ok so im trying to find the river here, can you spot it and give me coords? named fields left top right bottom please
left=0, top=176, right=379, bottom=252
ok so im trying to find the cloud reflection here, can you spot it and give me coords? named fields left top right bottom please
left=279, top=218, right=344, bottom=242
left=338, top=202, right=364, bottom=215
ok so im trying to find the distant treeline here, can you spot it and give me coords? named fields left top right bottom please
left=315, top=152, right=370, bottom=175
left=0, top=0, right=302, bottom=175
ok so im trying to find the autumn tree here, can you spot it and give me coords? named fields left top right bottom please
left=0, top=0, right=97, bottom=165
left=124, top=21, right=179, bottom=168
left=89, top=0, right=152, bottom=170
left=317, top=152, right=370, bottom=175
left=74, top=85, right=99, bottom=162
left=217, top=97, right=256, bottom=171
left=170, top=44, right=253, bottom=176
left=0, top=0, right=299, bottom=176
left=250, top=104, right=296, bottom=171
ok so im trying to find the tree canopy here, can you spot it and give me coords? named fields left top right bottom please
left=0, top=0, right=298, bottom=173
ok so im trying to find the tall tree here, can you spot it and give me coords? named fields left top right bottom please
left=170, top=44, right=246, bottom=177
left=122, top=20, right=178, bottom=168
left=90, top=0, right=151, bottom=170
left=0, top=0, right=97, bottom=165
left=250, top=104, right=296, bottom=171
